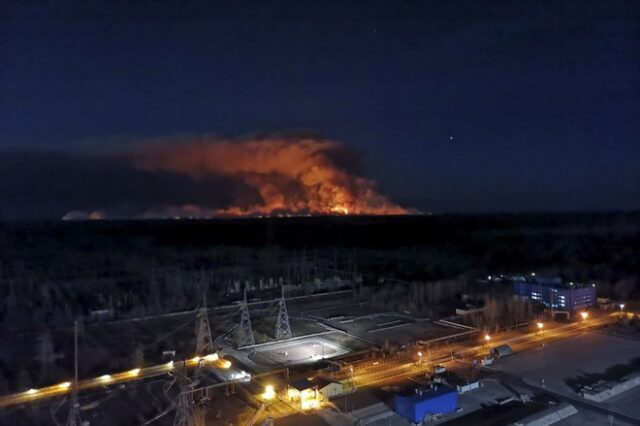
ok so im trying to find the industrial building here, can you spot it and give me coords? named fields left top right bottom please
left=309, top=377, right=344, bottom=401
left=512, top=275, right=596, bottom=311
left=288, top=378, right=321, bottom=410
left=394, top=385, right=457, bottom=423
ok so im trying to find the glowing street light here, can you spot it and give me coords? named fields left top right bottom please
left=57, top=381, right=71, bottom=391
left=579, top=311, right=588, bottom=321
left=204, top=353, right=219, bottom=362
left=26, top=388, right=38, bottom=395
left=537, top=322, right=545, bottom=341
left=619, top=304, right=625, bottom=314
left=263, top=384, right=275, bottom=400
left=99, top=374, right=113, bottom=382
left=482, top=334, right=491, bottom=350
left=128, top=368, right=141, bottom=377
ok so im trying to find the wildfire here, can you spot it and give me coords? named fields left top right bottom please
left=128, top=135, right=411, bottom=217
left=331, top=205, right=349, bottom=215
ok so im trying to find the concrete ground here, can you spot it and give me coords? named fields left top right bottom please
left=249, top=335, right=350, bottom=366
left=225, top=331, right=359, bottom=373
left=497, top=332, right=640, bottom=396
left=493, top=331, right=640, bottom=425
left=330, top=313, right=458, bottom=346
left=605, top=387, right=640, bottom=420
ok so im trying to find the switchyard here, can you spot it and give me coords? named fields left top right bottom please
left=247, top=335, right=349, bottom=367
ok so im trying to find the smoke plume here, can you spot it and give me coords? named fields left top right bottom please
left=128, top=135, right=410, bottom=217
left=0, top=135, right=411, bottom=219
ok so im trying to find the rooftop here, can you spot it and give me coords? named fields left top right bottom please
left=309, top=376, right=339, bottom=389
left=290, top=378, right=315, bottom=391
left=510, top=275, right=595, bottom=289
left=396, top=384, right=455, bottom=403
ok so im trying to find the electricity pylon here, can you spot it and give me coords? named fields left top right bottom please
left=192, top=293, right=214, bottom=426
left=195, top=293, right=215, bottom=356
left=173, top=385, right=191, bottom=426
left=275, top=286, right=292, bottom=340
left=173, top=371, right=205, bottom=426
left=239, top=288, right=255, bottom=346
left=66, top=321, right=82, bottom=426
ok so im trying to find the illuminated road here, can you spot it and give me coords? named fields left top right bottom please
left=0, top=353, right=239, bottom=409
left=347, top=313, right=612, bottom=388
left=0, top=312, right=613, bottom=411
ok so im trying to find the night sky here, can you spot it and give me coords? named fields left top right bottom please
left=1, top=1, right=639, bottom=219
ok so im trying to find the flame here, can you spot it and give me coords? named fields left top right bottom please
left=130, top=136, right=411, bottom=217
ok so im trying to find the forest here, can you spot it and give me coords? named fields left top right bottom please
left=0, top=213, right=638, bottom=332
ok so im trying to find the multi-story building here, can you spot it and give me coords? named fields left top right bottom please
left=512, top=275, right=596, bottom=311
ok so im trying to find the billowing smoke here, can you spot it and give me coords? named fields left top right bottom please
left=127, top=135, right=410, bottom=217
left=0, top=135, right=412, bottom=220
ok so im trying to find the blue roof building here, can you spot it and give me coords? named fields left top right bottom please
left=512, top=276, right=596, bottom=311
left=394, top=385, right=457, bottom=423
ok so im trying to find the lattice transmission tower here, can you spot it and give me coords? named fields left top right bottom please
left=275, top=286, right=292, bottom=340
left=195, top=293, right=215, bottom=356
left=239, top=288, right=255, bottom=346
left=173, top=373, right=205, bottom=426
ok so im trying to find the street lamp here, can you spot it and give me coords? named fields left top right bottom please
left=537, top=322, right=545, bottom=347
left=263, top=384, right=275, bottom=400
left=482, top=334, right=491, bottom=350
left=619, top=304, right=625, bottom=315
left=347, top=364, right=356, bottom=406
left=579, top=311, right=588, bottom=321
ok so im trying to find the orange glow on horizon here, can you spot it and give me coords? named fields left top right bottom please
left=130, top=137, right=413, bottom=217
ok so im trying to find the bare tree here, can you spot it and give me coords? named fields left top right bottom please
left=35, top=329, right=56, bottom=382
left=614, top=276, right=637, bottom=301
left=17, top=369, right=32, bottom=391
left=132, top=344, right=144, bottom=367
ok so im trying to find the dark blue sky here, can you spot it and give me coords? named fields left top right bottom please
left=1, top=0, right=639, bottom=217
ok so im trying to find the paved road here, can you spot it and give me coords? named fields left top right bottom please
left=344, top=314, right=611, bottom=388
left=0, top=354, right=240, bottom=409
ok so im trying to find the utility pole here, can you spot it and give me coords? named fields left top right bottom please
left=275, top=286, right=292, bottom=340
left=66, top=320, right=82, bottom=426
